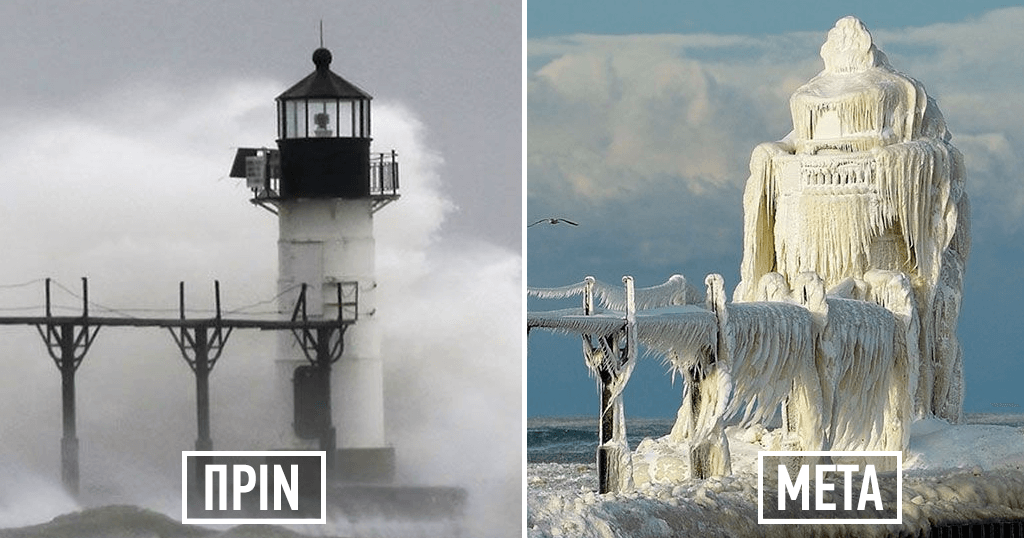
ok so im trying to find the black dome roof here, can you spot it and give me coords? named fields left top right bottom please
left=277, top=47, right=372, bottom=101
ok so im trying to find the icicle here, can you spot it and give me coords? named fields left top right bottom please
left=721, top=301, right=816, bottom=429
left=817, top=297, right=908, bottom=452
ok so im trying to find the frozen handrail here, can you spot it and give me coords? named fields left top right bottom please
left=529, top=274, right=704, bottom=311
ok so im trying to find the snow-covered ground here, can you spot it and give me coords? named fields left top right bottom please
left=528, top=418, right=1024, bottom=537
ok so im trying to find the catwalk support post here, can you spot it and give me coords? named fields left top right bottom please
left=35, top=278, right=99, bottom=496
left=168, top=281, right=232, bottom=452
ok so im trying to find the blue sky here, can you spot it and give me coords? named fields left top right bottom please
left=528, top=0, right=1021, bottom=37
left=527, top=2, right=1024, bottom=418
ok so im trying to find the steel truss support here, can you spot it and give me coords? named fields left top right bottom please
left=34, top=278, right=99, bottom=496
left=167, top=281, right=233, bottom=452
left=8, top=277, right=359, bottom=495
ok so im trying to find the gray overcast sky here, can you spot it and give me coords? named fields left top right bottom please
left=0, top=0, right=521, bottom=250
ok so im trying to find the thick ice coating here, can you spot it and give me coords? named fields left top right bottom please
left=735, top=16, right=970, bottom=423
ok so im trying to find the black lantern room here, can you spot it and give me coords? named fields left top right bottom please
left=276, top=47, right=372, bottom=198
left=230, top=47, right=399, bottom=208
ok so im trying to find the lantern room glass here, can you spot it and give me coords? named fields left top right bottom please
left=279, top=98, right=370, bottom=139
left=308, top=99, right=336, bottom=137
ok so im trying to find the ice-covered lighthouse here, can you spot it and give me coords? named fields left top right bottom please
left=231, top=46, right=399, bottom=482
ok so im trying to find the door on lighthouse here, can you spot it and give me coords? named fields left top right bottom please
left=294, top=364, right=329, bottom=439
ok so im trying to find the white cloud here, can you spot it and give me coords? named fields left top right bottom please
left=528, top=33, right=815, bottom=207
left=374, top=102, right=457, bottom=283
left=528, top=9, right=1024, bottom=240
left=0, top=79, right=280, bottom=302
left=0, top=78, right=465, bottom=304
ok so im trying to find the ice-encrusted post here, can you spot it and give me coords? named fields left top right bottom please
left=583, top=276, right=635, bottom=493
left=684, top=274, right=731, bottom=479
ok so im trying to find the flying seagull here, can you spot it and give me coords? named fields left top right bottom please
left=528, top=217, right=579, bottom=227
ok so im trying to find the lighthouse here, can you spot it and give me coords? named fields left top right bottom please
left=230, top=46, right=399, bottom=482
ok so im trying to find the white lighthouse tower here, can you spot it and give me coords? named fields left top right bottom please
left=232, top=46, right=399, bottom=482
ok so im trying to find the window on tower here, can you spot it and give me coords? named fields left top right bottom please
left=279, top=97, right=369, bottom=140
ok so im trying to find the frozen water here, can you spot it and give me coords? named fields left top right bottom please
left=528, top=416, right=1024, bottom=537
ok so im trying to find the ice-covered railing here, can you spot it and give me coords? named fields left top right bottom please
left=528, top=274, right=703, bottom=310
left=528, top=270, right=912, bottom=492
left=528, top=275, right=716, bottom=492
left=528, top=275, right=718, bottom=377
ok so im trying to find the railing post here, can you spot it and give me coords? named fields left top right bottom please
left=597, top=277, right=635, bottom=493
left=582, top=276, right=634, bottom=493
left=391, top=149, right=398, bottom=192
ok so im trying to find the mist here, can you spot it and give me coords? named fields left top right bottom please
left=0, top=78, right=521, bottom=537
